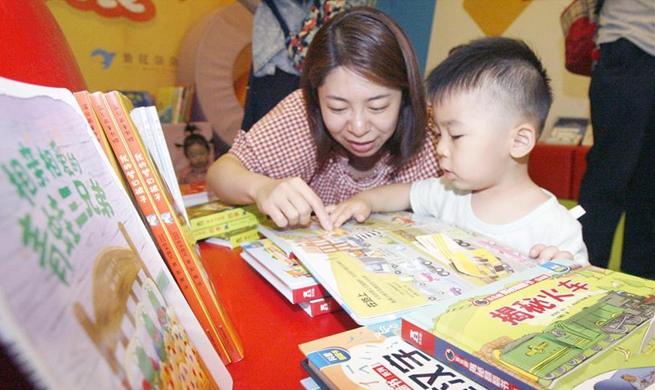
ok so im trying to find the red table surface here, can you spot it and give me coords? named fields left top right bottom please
left=198, top=242, right=359, bottom=389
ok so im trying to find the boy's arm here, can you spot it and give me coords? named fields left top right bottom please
left=328, top=183, right=412, bottom=228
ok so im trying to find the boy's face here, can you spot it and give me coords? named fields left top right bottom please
left=432, top=91, right=515, bottom=192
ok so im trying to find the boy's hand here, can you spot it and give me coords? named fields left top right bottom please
left=256, top=177, right=332, bottom=231
left=529, top=244, right=574, bottom=264
left=326, top=198, right=372, bottom=228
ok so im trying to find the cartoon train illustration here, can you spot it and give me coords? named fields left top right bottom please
left=493, top=291, right=655, bottom=382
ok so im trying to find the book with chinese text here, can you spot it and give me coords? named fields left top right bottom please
left=0, top=76, right=232, bottom=389
left=90, top=90, right=243, bottom=364
left=298, top=320, right=483, bottom=390
left=258, top=212, right=538, bottom=325
left=401, top=261, right=655, bottom=390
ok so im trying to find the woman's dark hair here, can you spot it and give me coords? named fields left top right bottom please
left=179, top=124, right=210, bottom=158
left=301, top=6, right=427, bottom=168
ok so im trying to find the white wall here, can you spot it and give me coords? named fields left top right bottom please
left=427, top=0, right=592, bottom=136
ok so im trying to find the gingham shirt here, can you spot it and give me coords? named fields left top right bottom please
left=230, top=90, right=441, bottom=205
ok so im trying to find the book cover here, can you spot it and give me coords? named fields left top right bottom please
left=0, top=76, right=232, bottom=389
left=544, top=117, right=589, bottom=146
left=401, top=261, right=655, bottom=390
left=180, top=181, right=210, bottom=208
left=258, top=212, right=538, bottom=325
left=94, top=90, right=243, bottom=365
left=298, top=296, right=342, bottom=317
left=298, top=320, right=483, bottom=390
left=194, top=215, right=260, bottom=241
left=240, top=239, right=329, bottom=304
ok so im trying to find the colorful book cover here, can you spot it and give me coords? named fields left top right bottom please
left=545, top=117, right=589, bottom=146
left=0, top=76, right=232, bottom=389
left=119, top=90, right=156, bottom=108
left=298, top=320, right=483, bottom=390
left=240, top=239, right=329, bottom=304
left=401, top=261, right=655, bottom=390
left=258, top=212, right=538, bottom=325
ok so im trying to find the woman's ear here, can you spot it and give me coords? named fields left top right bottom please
left=510, top=123, right=537, bottom=159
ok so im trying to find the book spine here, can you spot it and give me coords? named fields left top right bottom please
left=299, top=297, right=341, bottom=317
left=222, top=228, right=261, bottom=248
left=401, top=318, right=535, bottom=390
left=191, top=208, right=259, bottom=230
left=94, top=91, right=243, bottom=364
left=104, top=91, right=244, bottom=364
left=193, top=215, right=259, bottom=241
left=291, top=284, right=329, bottom=304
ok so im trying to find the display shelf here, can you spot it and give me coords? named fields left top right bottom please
left=198, top=242, right=358, bottom=389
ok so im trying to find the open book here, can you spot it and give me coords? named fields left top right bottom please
left=258, top=211, right=538, bottom=326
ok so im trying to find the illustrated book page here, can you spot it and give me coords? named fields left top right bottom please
left=258, top=211, right=538, bottom=325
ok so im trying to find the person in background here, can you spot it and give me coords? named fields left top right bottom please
left=329, top=37, right=588, bottom=264
left=178, top=125, right=212, bottom=185
left=240, top=0, right=371, bottom=131
left=578, top=0, right=654, bottom=279
left=207, top=7, right=441, bottom=231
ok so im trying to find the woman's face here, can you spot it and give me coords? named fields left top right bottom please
left=318, top=66, right=402, bottom=159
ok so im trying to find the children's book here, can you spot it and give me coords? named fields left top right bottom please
left=401, top=260, right=655, bottom=390
left=92, top=90, right=244, bottom=365
left=258, top=212, right=538, bottom=325
left=298, top=320, right=484, bottom=390
left=240, top=239, right=329, bottom=304
left=180, top=181, right=210, bottom=207
left=0, top=76, right=232, bottom=389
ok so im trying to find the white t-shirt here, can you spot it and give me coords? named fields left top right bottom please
left=410, top=177, right=589, bottom=264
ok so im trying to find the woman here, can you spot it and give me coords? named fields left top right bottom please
left=207, top=7, right=440, bottom=230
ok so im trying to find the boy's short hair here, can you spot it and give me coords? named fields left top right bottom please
left=426, top=37, right=552, bottom=135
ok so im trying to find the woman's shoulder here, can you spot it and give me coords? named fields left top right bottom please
left=394, top=128, right=440, bottom=181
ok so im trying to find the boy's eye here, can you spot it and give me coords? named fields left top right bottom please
left=451, top=134, right=463, bottom=140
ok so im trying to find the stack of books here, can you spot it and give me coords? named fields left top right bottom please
left=186, top=199, right=267, bottom=248
left=240, top=239, right=340, bottom=317
left=257, top=212, right=655, bottom=390
left=298, top=320, right=483, bottom=389
left=156, top=83, right=195, bottom=124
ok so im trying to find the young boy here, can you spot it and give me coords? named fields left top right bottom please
left=329, top=37, right=588, bottom=264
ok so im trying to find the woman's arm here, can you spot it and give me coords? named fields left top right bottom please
left=207, top=153, right=332, bottom=230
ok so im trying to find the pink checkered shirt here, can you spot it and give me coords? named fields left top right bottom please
left=231, top=90, right=441, bottom=205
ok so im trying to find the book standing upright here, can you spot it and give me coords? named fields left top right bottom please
left=0, top=76, right=232, bottom=389
left=89, top=90, right=243, bottom=365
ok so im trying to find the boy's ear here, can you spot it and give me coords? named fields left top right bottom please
left=510, top=123, right=537, bottom=159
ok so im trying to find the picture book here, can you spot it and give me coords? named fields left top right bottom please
left=258, top=212, right=538, bottom=325
left=544, top=117, right=589, bottom=146
left=187, top=200, right=264, bottom=231
left=92, top=90, right=244, bottom=365
left=401, top=260, right=655, bottom=390
left=0, top=76, right=232, bottom=389
left=180, top=181, right=210, bottom=208
left=240, top=239, right=329, bottom=304
left=119, top=90, right=156, bottom=108
left=298, top=320, right=483, bottom=390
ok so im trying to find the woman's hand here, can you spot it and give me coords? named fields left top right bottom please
left=529, top=244, right=574, bottom=264
left=256, top=177, right=332, bottom=231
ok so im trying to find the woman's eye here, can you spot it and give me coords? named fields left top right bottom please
left=369, top=106, right=387, bottom=113
left=329, top=107, right=346, bottom=113
left=452, top=134, right=463, bottom=140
